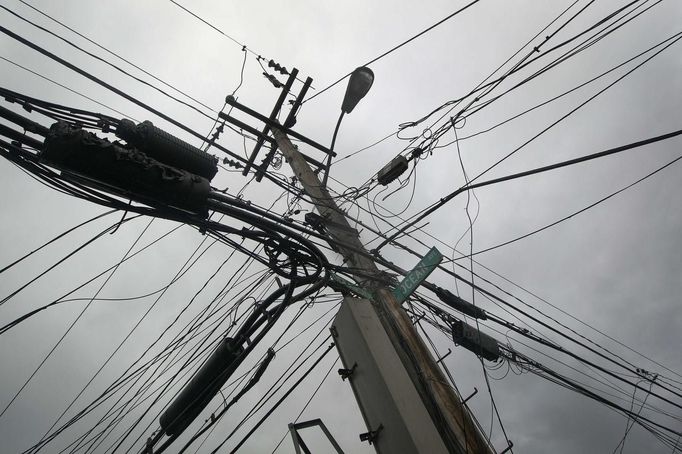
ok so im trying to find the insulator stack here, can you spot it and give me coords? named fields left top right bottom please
left=160, top=338, right=244, bottom=437
left=116, top=119, right=218, bottom=181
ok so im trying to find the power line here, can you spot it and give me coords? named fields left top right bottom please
left=15, top=0, right=217, bottom=113
left=0, top=5, right=217, bottom=120
left=303, top=0, right=482, bottom=104
left=461, top=152, right=682, bottom=258
left=0, top=217, right=153, bottom=421
left=167, top=0, right=309, bottom=87
left=214, top=339, right=335, bottom=454
left=374, top=124, right=682, bottom=253
left=0, top=56, right=137, bottom=120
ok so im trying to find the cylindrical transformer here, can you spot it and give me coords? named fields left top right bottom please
left=116, top=119, right=219, bottom=181
left=159, top=337, right=244, bottom=437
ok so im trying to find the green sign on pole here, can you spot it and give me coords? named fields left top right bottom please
left=392, top=247, right=443, bottom=303
left=329, top=272, right=374, bottom=300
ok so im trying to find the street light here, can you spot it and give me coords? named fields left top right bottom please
left=322, top=66, right=374, bottom=187
left=341, top=66, right=375, bottom=114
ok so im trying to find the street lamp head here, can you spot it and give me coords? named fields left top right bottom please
left=341, top=67, right=374, bottom=114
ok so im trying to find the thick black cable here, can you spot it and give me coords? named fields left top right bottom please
left=0, top=24, right=301, bottom=195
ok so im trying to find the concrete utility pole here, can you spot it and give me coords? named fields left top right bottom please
left=273, top=127, right=493, bottom=454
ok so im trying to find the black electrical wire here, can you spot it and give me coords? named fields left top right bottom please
left=395, top=0, right=589, bottom=138
left=101, top=201, right=328, bottom=452
left=514, top=351, right=682, bottom=441
left=0, top=5, right=218, bottom=121
left=0, top=214, right=144, bottom=309
left=0, top=217, right=153, bottom=424
left=26, top=183, right=322, bottom=448
left=405, top=0, right=649, bottom=138
left=0, top=56, right=137, bottom=120
left=136, top=275, right=324, bottom=454
left=268, top=356, right=340, bottom=453
left=333, top=0, right=600, bottom=202
left=327, top=169, right=682, bottom=404
left=16, top=0, right=217, bottom=113
left=436, top=30, right=682, bottom=148
left=0, top=208, right=115, bottom=275
left=461, top=152, right=682, bottom=259
left=446, top=0, right=665, bottom=134
left=331, top=165, right=682, bottom=388
left=178, top=297, right=339, bottom=454
left=436, top=316, right=682, bottom=449
left=77, top=261, right=273, bottom=454
left=374, top=108, right=682, bottom=254
left=212, top=338, right=335, bottom=454
left=23, top=223, right=191, bottom=453
left=96, top=251, right=277, bottom=453
left=167, top=0, right=309, bottom=88
left=303, top=0, right=481, bottom=104
left=368, top=223, right=682, bottom=412
left=193, top=304, right=337, bottom=454
left=47, top=235, right=234, bottom=454
left=0, top=24, right=303, bottom=196
left=201, top=46, right=248, bottom=152
left=53, top=248, right=270, bottom=454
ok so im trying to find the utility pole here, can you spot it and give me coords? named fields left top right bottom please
left=272, top=127, right=493, bottom=453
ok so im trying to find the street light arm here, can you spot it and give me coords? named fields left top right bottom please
left=321, top=110, right=345, bottom=188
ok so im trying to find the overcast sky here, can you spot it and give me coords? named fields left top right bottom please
left=1, top=1, right=682, bottom=453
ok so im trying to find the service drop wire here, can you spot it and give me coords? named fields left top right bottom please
left=64, top=244, right=268, bottom=454
left=373, top=126, right=682, bottom=253
left=0, top=208, right=116, bottom=275
left=0, top=213, right=144, bottom=308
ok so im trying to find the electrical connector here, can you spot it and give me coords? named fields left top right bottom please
left=376, top=155, right=408, bottom=186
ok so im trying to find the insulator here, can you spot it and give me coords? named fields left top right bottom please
left=263, top=72, right=283, bottom=88
left=115, top=119, right=218, bottom=181
left=41, top=122, right=210, bottom=216
left=159, top=338, right=244, bottom=437
left=268, top=59, right=289, bottom=75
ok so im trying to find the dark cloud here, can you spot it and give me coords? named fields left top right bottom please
left=1, top=1, right=681, bottom=453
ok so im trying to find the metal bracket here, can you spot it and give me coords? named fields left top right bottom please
left=435, top=348, right=452, bottom=365
left=462, top=387, right=478, bottom=404
left=289, top=418, right=345, bottom=454
left=499, top=440, right=514, bottom=454
left=359, top=423, right=383, bottom=445
left=338, top=362, right=357, bottom=381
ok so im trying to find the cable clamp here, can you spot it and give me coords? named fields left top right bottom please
left=338, top=362, right=357, bottom=381
left=359, top=423, right=383, bottom=445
